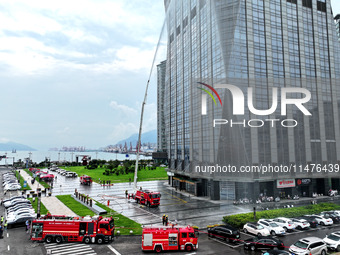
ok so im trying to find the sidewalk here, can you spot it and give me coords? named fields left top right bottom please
left=41, top=196, right=77, bottom=216
left=19, top=170, right=41, bottom=191
left=18, top=170, right=77, bottom=217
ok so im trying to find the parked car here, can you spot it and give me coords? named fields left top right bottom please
left=297, top=216, right=318, bottom=228
left=291, top=218, right=310, bottom=230
left=329, top=210, right=340, bottom=217
left=7, top=208, right=35, bottom=217
left=244, top=236, right=284, bottom=251
left=308, top=215, right=333, bottom=226
left=7, top=204, right=33, bottom=213
left=258, top=219, right=285, bottom=236
left=207, top=224, right=240, bottom=243
left=272, top=217, right=296, bottom=232
left=7, top=211, right=36, bottom=221
left=319, top=212, right=340, bottom=224
left=4, top=183, right=21, bottom=191
left=5, top=200, right=31, bottom=209
left=289, top=237, right=327, bottom=255
left=4, top=198, right=29, bottom=208
left=243, top=222, right=270, bottom=237
left=323, top=231, right=340, bottom=251
left=2, top=196, right=25, bottom=203
left=7, top=215, right=35, bottom=226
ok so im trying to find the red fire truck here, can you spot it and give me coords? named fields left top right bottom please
left=30, top=215, right=114, bottom=244
left=142, top=225, right=198, bottom=252
left=133, top=189, right=161, bottom=207
left=80, top=175, right=92, bottom=185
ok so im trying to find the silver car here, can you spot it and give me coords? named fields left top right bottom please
left=289, top=237, right=327, bottom=255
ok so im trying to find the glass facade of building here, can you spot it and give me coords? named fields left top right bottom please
left=157, top=60, right=167, bottom=153
left=164, top=0, right=340, bottom=200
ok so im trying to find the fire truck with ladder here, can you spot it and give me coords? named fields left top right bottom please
left=142, top=225, right=198, bottom=252
left=30, top=215, right=114, bottom=244
left=80, top=175, right=92, bottom=185
left=132, top=189, right=161, bottom=207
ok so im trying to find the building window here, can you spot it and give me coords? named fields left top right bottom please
left=170, top=33, right=174, bottom=43
left=287, top=0, right=297, bottom=4
left=183, top=16, right=188, bottom=28
left=176, top=25, right=181, bottom=36
left=317, top=1, right=326, bottom=12
left=302, top=0, right=312, bottom=8
left=191, top=6, right=196, bottom=19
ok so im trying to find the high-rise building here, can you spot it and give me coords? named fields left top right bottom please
left=164, top=0, right=340, bottom=200
left=335, top=14, right=340, bottom=40
left=157, top=60, right=167, bottom=152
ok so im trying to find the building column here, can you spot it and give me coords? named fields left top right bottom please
left=252, top=181, right=260, bottom=202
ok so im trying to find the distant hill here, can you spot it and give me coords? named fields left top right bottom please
left=0, top=142, right=36, bottom=151
left=116, top=130, right=157, bottom=145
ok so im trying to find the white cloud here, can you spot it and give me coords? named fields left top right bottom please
left=109, top=101, right=137, bottom=115
left=143, top=103, right=157, bottom=132
left=108, top=122, right=138, bottom=144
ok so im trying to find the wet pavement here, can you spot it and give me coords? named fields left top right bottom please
left=47, top=171, right=252, bottom=228
left=40, top=168, right=340, bottom=229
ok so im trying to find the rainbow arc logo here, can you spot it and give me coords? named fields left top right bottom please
left=197, top=82, right=222, bottom=115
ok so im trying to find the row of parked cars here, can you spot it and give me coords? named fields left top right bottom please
left=2, top=195, right=36, bottom=226
left=3, top=171, right=21, bottom=191
left=207, top=211, right=340, bottom=254
left=49, top=167, right=77, bottom=178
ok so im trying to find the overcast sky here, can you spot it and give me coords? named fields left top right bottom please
left=0, top=1, right=340, bottom=150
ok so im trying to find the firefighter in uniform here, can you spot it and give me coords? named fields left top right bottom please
left=162, top=214, right=166, bottom=226
left=165, top=215, right=169, bottom=226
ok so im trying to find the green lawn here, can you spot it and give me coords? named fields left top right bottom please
left=94, top=201, right=142, bottom=235
left=56, top=195, right=95, bottom=217
left=28, top=198, right=48, bottom=215
left=63, top=166, right=167, bottom=183
left=56, top=195, right=142, bottom=235
left=23, top=169, right=50, bottom=189
left=16, top=171, right=31, bottom=191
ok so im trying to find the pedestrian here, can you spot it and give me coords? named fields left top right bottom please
left=0, top=225, right=3, bottom=239
left=125, top=190, right=128, bottom=198
left=4, top=221, right=7, bottom=231
left=165, top=215, right=169, bottom=226
left=25, top=219, right=29, bottom=231
left=1, top=215, right=3, bottom=224
left=162, top=214, right=166, bottom=226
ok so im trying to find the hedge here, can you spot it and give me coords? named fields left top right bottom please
left=223, top=203, right=340, bottom=228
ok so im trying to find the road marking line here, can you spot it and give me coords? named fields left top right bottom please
left=107, top=245, right=121, bottom=255
left=8, top=245, right=10, bottom=251
left=7, top=233, right=9, bottom=238
left=51, top=249, right=96, bottom=255
left=47, top=245, right=93, bottom=252
left=162, top=190, right=187, bottom=204
left=209, top=237, right=242, bottom=248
